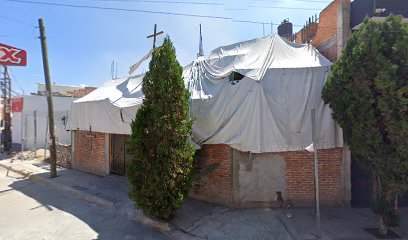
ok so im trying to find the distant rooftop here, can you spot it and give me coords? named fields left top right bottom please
left=34, top=83, right=96, bottom=98
left=351, top=0, right=408, bottom=28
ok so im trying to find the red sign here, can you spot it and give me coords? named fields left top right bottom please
left=11, top=97, right=23, bottom=113
left=0, top=43, right=27, bottom=66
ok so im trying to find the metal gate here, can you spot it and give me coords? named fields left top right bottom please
left=110, top=134, right=132, bottom=176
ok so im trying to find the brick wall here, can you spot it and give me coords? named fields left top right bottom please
left=69, top=87, right=97, bottom=98
left=284, top=148, right=343, bottom=206
left=72, top=130, right=107, bottom=176
left=294, top=0, right=350, bottom=61
left=190, top=144, right=233, bottom=206
left=191, top=144, right=344, bottom=207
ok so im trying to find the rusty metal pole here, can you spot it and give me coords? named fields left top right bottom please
left=311, top=109, right=321, bottom=239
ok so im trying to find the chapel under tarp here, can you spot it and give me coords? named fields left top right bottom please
left=68, top=34, right=343, bottom=153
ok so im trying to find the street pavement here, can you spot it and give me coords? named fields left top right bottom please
left=1, top=156, right=407, bottom=240
left=0, top=167, right=170, bottom=240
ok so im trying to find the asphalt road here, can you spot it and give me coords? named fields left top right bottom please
left=0, top=167, right=172, bottom=240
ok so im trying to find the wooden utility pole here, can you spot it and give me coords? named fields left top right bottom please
left=38, top=18, right=57, bottom=178
left=147, top=24, right=163, bottom=49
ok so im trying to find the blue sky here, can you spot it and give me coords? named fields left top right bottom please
left=1, top=0, right=330, bottom=94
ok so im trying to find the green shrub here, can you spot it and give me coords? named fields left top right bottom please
left=126, top=36, right=195, bottom=219
left=322, top=15, right=408, bottom=235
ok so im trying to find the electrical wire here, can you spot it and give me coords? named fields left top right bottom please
left=3, top=0, right=326, bottom=28
left=71, top=0, right=331, bottom=6
left=0, top=15, right=36, bottom=27
left=250, top=5, right=321, bottom=11
left=8, top=68, right=25, bottom=95
left=84, top=0, right=223, bottom=6
left=2, top=0, right=404, bottom=36
left=5, top=0, right=233, bottom=20
left=5, top=0, right=324, bottom=14
left=252, top=0, right=332, bottom=3
left=11, top=88, right=23, bottom=96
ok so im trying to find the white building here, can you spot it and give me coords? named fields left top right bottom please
left=12, top=95, right=76, bottom=150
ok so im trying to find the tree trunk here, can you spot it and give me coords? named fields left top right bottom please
left=372, top=173, right=389, bottom=236
left=378, top=216, right=388, bottom=236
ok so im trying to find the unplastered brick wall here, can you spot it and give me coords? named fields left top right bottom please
left=73, top=130, right=107, bottom=176
left=294, top=0, right=350, bottom=61
left=190, top=144, right=234, bottom=206
left=191, top=144, right=344, bottom=207
left=284, top=148, right=343, bottom=207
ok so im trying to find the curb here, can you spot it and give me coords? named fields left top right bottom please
left=123, top=206, right=174, bottom=233
left=0, top=162, right=174, bottom=233
left=137, top=215, right=174, bottom=233
left=0, top=163, right=114, bottom=209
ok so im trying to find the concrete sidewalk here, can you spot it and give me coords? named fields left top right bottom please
left=1, top=156, right=407, bottom=240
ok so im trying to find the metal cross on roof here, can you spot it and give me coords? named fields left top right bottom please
left=147, top=24, right=164, bottom=49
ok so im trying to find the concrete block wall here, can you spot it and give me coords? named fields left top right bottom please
left=72, top=130, right=107, bottom=176
left=190, top=144, right=345, bottom=208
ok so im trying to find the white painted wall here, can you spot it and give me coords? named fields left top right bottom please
left=12, top=95, right=77, bottom=149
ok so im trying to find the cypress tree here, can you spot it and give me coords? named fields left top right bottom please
left=322, top=15, right=408, bottom=236
left=126, top=36, right=195, bottom=219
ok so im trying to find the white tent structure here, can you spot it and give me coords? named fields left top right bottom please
left=68, top=34, right=343, bottom=153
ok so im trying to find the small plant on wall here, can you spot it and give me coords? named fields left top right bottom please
left=126, top=36, right=195, bottom=219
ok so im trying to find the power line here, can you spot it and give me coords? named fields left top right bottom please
left=3, top=0, right=325, bottom=28
left=11, top=88, right=23, bottom=96
left=5, top=0, right=233, bottom=20
left=0, top=15, right=36, bottom=27
left=252, top=0, right=331, bottom=3
left=3, top=0, right=403, bottom=34
left=85, top=0, right=223, bottom=6
left=250, top=5, right=321, bottom=11
left=8, top=68, right=25, bottom=95
left=72, top=0, right=327, bottom=7
left=5, top=0, right=324, bottom=13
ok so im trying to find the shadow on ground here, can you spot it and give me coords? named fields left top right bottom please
left=6, top=169, right=171, bottom=240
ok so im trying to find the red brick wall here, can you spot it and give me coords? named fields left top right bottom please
left=294, top=0, right=351, bottom=61
left=191, top=144, right=344, bottom=207
left=69, top=87, right=96, bottom=98
left=73, top=130, right=107, bottom=176
left=284, top=148, right=343, bottom=206
left=190, top=144, right=233, bottom=206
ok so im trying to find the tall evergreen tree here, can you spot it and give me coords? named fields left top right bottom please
left=126, top=36, right=195, bottom=219
left=322, top=15, right=408, bottom=236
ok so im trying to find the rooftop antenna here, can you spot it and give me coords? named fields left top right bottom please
left=271, top=21, right=273, bottom=35
left=198, top=24, right=204, bottom=57
left=263, top=23, right=265, bottom=37
left=111, top=60, right=114, bottom=80
left=115, top=62, right=118, bottom=79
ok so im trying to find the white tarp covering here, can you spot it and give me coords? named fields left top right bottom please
left=68, top=75, right=144, bottom=134
left=68, top=34, right=343, bottom=153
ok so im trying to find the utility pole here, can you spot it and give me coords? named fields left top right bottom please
left=1, top=65, right=12, bottom=153
left=38, top=18, right=57, bottom=178
left=147, top=24, right=163, bottom=50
